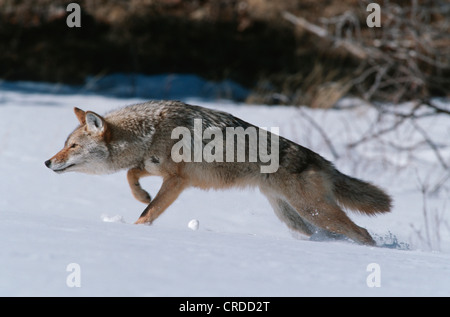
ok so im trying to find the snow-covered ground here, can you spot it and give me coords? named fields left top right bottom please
left=1, top=79, right=449, bottom=296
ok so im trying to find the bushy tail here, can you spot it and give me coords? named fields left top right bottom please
left=332, top=171, right=392, bottom=215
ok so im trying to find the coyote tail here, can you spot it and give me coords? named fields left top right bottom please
left=332, top=171, right=392, bottom=215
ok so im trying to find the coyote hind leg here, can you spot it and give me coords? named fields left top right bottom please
left=262, top=191, right=314, bottom=237
left=294, top=199, right=376, bottom=246
left=127, top=167, right=152, bottom=204
left=280, top=171, right=376, bottom=245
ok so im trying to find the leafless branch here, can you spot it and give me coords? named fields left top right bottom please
left=298, top=107, right=340, bottom=160
left=411, top=119, right=449, bottom=170
left=283, top=0, right=449, bottom=103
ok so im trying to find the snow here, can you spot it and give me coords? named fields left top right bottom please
left=188, top=219, right=200, bottom=231
left=0, top=78, right=449, bottom=296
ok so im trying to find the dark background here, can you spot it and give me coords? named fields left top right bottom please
left=0, top=0, right=449, bottom=105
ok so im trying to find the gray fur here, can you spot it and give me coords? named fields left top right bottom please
left=45, top=100, right=392, bottom=245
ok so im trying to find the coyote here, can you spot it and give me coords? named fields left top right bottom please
left=45, top=101, right=391, bottom=245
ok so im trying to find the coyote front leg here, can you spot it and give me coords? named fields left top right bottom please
left=134, top=175, right=187, bottom=225
left=127, top=167, right=152, bottom=204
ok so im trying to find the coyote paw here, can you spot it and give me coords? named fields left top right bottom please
left=132, top=188, right=152, bottom=204
left=134, top=217, right=151, bottom=225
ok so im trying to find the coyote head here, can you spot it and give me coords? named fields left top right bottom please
left=45, top=107, right=112, bottom=175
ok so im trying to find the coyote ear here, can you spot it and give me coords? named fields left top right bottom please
left=74, top=107, right=86, bottom=125
left=85, top=111, right=106, bottom=134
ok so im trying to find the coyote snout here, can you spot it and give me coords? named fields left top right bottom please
left=44, top=159, right=51, bottom=168
left=45, top=108, right=111, bottom=175
left=45, top=101, right=392, bottom=246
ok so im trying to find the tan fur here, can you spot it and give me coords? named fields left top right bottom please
left=135, top=175, right=188, bottom=224
left=45, top=101, right=392, bottom=246
left=74, top=107, right=86, bottom=125
left=127, top=167, right=152, bottom=204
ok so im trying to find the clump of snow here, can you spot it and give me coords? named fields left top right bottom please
left=188, top=219, right=200, bottom=231
left=101, top=214, right=126, bottom=223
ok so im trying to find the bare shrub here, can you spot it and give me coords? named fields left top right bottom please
left=282, top=0, right=450, bottom=105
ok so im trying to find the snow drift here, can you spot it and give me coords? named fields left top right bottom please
left=0, top=79, right=449, bottom=296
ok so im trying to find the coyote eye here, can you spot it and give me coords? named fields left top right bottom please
left=70, top=143, right=78, bottom=149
